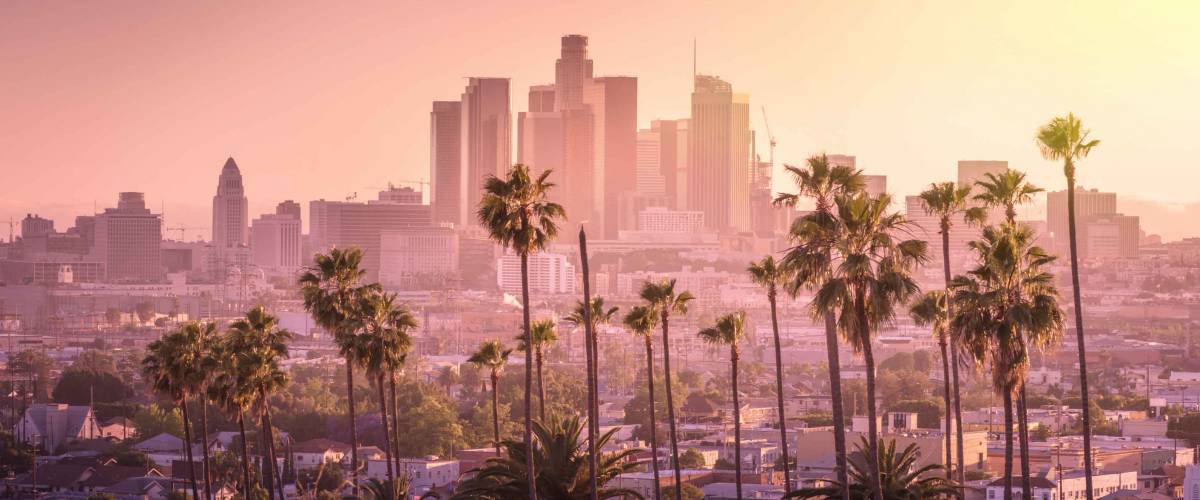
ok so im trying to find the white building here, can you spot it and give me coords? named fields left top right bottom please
left=250, top=212, right=301, bottom=275
left=637, top=206, right=704, bottom=233
left=497, top=251, right=576, bottom=295
left=984, top=469, right=1138, bottom=500
left=365, top=457, right=460, bottom=493
left=13, top=403, right=102, bottom=452
left=1184, top=464, right=1200, bottom=500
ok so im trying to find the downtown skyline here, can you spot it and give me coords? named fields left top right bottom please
left=3, top=1, right=1199, bottom=240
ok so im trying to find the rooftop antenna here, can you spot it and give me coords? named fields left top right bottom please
left=692, top=38, right=697, bottom=80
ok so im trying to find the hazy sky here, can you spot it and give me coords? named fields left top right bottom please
left=2, top=1, right=1198, bottom=240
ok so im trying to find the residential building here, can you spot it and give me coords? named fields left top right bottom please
left=12, top=403, right=102, bottom=452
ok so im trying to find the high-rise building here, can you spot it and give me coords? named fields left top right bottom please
left=635, top=129, right=666, bottom=196
left=636, top=207, right=704, bottom=233
left=582, top=76, right=637, bottom=238
left=517, top=86, right=565, bottom=187
left=250, top=211, right=301, bottom=275
left=1047, top=187, right=1117, bottom=247
left=212, top=157, right=249, bottom=249
left=276, top=200, right=301, bottom=220
left=863, top=175, right=887, bottom=197
left=20, top=215, right=54, bottom=240
left=460, top=77, right=511, bottom=228
left=688, top=75, right=751, bottom=233
left=554, top=34, right=593, bottom=111
left=93, top=192, right=162, bottom=283
left=430, top=100, right=462, bottom=226
left=379, top=226, right=459, bottom=288
left=309, top=190, right=432, bottom=281
left=497, top=251, right=576, bottom=295
left=1080, top=214, right=1139, bottom=260
left=651, top=120, right=684, bottom=208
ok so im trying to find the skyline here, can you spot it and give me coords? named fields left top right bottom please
left=3, top=1, right=1199, bottom=239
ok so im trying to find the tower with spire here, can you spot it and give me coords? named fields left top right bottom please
left=212, top=157, right=248, bottom=249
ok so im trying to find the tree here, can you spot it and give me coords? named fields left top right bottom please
left=748, top=255, right=795, bottom=491
left=299, top=247, right=371, bottom=497
left=52, top=369, right=132, bottom=404
left=135, top=301, right=155, bottom=324
left=639, top=279, right=694, bottom=500
left=143, top=325, right=212, bottom=500
left=449, top=416, right=641, bottom=500
left=517, top=319, right=558, bottom=422
left=624, top=305, right=663, bottom=499
left=678, top=449, right=706, bottom=469
left=1037, top=112, right=1101, bottom=500
left=358, top=291, right=416, bottom=485
left=565, top=294, right=619, bottom=500
left=468, top=340, right=513, bottom=455
left=697, top=311, right=747, bottom=500
left=775, top=153, right=864, bottom=500
left=908, top=289, right=955, bottom=480
left=226, top=306, right=294, bottom=500
left=917, top=179, right=985, bottom=486
left=208, top=337, right=260, bottom=498
left=784, top=438, right=957, bottom=499
left=477, top=163, right=567, bottom=500
left=662, top=483, right=704, bottom=500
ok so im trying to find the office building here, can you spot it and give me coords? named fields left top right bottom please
left=1047, top=186, right=1118, bottom=253
left=309, top=188, right=432, bottom=281
left=250, top=207, right=302, bottom=275
left=20, top=215, right=54, bottom=239
left=212, top=157, right=249, bottom=249
left=635, top=129, right=666, bottom=196
left=636, top=207, right=704, bottom=233
left=430, top=100, right=462, bottom=226
left=582, top=76, right=637, bottom=237
left=93, top=192, right=162, bottom=283
left=554, top=34, right=593, bottom=111
left=688, top=75, right=751, bottom=232
left=275, top=200, right=301, bottom=220
left=378, top=226, right=459, bottom=288
left=1081, top=213, right=1140, bottom=260
left=460, top=77, right=511, bottom=228
left=863, top=175, right=887, bottom=197
left=496, top=251, right=576, bottom=295
left=517, top=86, right=565, bottom=187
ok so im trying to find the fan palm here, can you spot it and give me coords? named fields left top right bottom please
left=747, top=255, right=794, bottom=491
left=917, top=181, right=985, bottom=485
left=784, top=438, right=958, bottom=500
left=207, top=338, right=258, bottom=498
left=143, top=323, right=214, bottom=500
left=791, top=193, right=927, bottom=500
left=478, top=163, right=567, bottom=500
left=469, top=340, right=514, bottom=455
left=517, top=319, right=558, bottom=421
left=907, top=290, right=953, bottom=481
left=639, top=279, right=694, bottom=500
left=449, top=416, right=643, bottom=500
left=697, top=311, right=748, bottom=500
left=226, top=306, right=293, bottom=500
left=623, top=305, right=662, bottom=500
left=565, top=295, right=619, bottom=477
left=298, top=247, right=372, bottom=496
left=358, top=291, right=417, bottom=485
left=1036, top=112, right=1100, bottom=500
left=775, top=153, right=865, bottom=498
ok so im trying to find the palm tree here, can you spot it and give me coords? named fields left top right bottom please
left=478, top=164, right=567, bottom=500
left=449, top=416, right=643, bottom=500
left=517, top=319, right=558, bottom=421
left=226, top=306, right=293, bottom=500
left=747, top=256, right=794, bottom=491
left=207, top=338, right=258, bottom=498
left=565, top=296, right=619, bottom=472
left=358, top=291, right=416, bottom=486
left=917, top=181, right=985, bottom=486
left=639, top=279, right=694, bottom=500
left=784, top=438, right=958, bottom=500
left=1036, top=112, right=1100, bottom=500
left=795, top=193, right=927, bottom=499
left=953, top=224, right=1064, bottom=500
left=299, top=247, right=371, bottom=496
left=469, top=340, right=514, bottom=456
left=974, top=169, right=1042, bottom=498
left=143, top=325, right=211, bottom=500
left=908, top=290, right=953, bottom=481
left=775, top=154, right=864, bottom=498
left=698, top=311, right=748, bottom=500
left=623, top=305, right=662, bottom=500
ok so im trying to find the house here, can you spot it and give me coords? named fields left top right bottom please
left=132, top=433, right=187, bottom=466
left=984, top=469, right=1139, bottom=500
left=2, top=463, right=156, bottom=498
left=291, top=438, right=350, bottom=471
left=13, top=403, right=103, bottom=452
left=365, top=456, right=460, bottom=493
left=99, top=416, right=137, bottom=440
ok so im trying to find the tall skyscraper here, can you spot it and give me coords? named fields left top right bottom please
left=636, top=129, right=666, bottom=196
left=582, top=76, right=637, bottom=238
left=212, top=157, right=248, bottom=249
left=309, top=188, right=432, bottom=281
left=275, top=200, right=301, bottom=220
left=554, top=34, right=593, bottom=111
left=93, top=192, right=162, bottom=283
left=517, top=85, right=565, bottom=188
left=460, top=77, right=511, bottom=227
left=1047, top=187, right=1117, bottom=245
left=688, top=75, right=751, bottom=232
left=430, top=100, right=462, bottom=226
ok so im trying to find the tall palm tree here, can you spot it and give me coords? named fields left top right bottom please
left=565, top=295, right=619, bottom=476
left=917, top=181, right=986, bottom=485
left=974, top=169, right=1042, bottom=498
left=795, top=193, right=927, bottom=500
left=517, top=319, right=558, bottom=421
left=698, top=311, right=748, bottom=500
left=469, top=340, right=513, bottom=456
left=143, top=325, right=211, bottom=500
left=227, top=306, right=293, bottom=500
left=478, top=164, right=567, bottom=500
left=191, top=323, right=218, bottom=500
left=953, top=224, right=1064, bottom=500
left=1036, top=113, right=1100, bottom=500
left=747, top=256, right=794, bottom=492
left=358, top=291, right=416, bottom=486
left=575, top=226, right=600, bottom=500
left=299, top=247, right=371, bottom=496
left=639, top=279, right=694, bottom=500
left=775, top=154, right=864, bottom=499
left=908, top=290, right=953, bottom=481
left=623, top=305, right=662, bottom=500
left=207, top=337, right=258, bottom=498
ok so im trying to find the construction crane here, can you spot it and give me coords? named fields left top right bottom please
left=761, top=106, right=776, bottom=169
left=166, top=227, right=206, bottom=241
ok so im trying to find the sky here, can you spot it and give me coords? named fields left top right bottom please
left=2, top=1, right=1198, bottom=240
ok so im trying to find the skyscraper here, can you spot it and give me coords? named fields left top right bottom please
left=309, top=188, right=432, bottom=281
left=460, top=77, right=511, bottom=228
left=212, top=157, right=248, bottom=249
left=554, top=34, right=593, bottom=111
left=93, top=192, right=162, bottom=283
left=636, top=129, right=666, bottom=196
left=517, top=85, right=565, bottom=188
left=582, top=76, right=637, bottom=238
left=688, top=75, right=751, bottom=232
left=250, top=209, right=301, bottom=275
left=430, top=100, right=462, bottom=226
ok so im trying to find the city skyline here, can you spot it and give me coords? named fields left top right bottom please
left=3, top=1, right=1199, bottom=240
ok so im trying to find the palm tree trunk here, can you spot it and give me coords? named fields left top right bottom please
left=660, top=312, right=683, bottom=500
left=262, top=394, right=285, bottom=500
left=1066, top=172, right=1095, bottom=500
left=858, top=295, right=884, bottom=500
left=238, top=412, right=253, bottom=499
left=378, top=375, right=395, bottom=484
left=579, top=228, right=600, bottom=500
left=952, top=347, right=966, bottom=484
left=938, top=334, right=953, bottom=481
left=491, top=372, right=502, bottom=456
left=767, top=289, right=792, bottom=492
left=941, top=219, right=966, bottom=486
left=644, top=336, right=662, bottom=500
left=1018, top=384, right=1032, bottom=500
left=731, top=345, right=743, bottom=500
left=823, top=310, right=850, bottom=500
left=390, top=373, right=402, bottom=479
left=536, top=347, right=546, bottom=422
left=198, top=401, right=213, bottom=500
left=1003, top=389, right=1014, bottom=500
left=346, top=361, right=360, bottom=497
left=519, top=250, right=538, bottom=500
left=260, top=410, right=275, bottom=500
left=180, top=400, right=201, bottom=500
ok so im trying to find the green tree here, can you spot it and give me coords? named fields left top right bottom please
left=357, top=290, right=416, bottom=485
left=748, top=255, right=794, bottom=491
left=143, top=324, right=213, bottom=500
left=135, top=301, right=155, bottom=324
left=226, top=306, right=293, bottom=500
left=909, top=290, right=955, bottom=481
left=785, top=438, right=957, bottom=499
left=1037, top=112, right=1101, bottom=500
left=52, top=368, right=132, bottom=404
left=697, top=311, right=748, bottom=499
left=565, top=295, right=619, bottom=494
left=639, top=279, right=694, bottom=500
left=623, top=305, right=663, bottom=499
left=468, top=340, right=513, bottom=455
left=678, top=448, right=706, bottom=469
left=517, top=319, right=558, bottom=422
